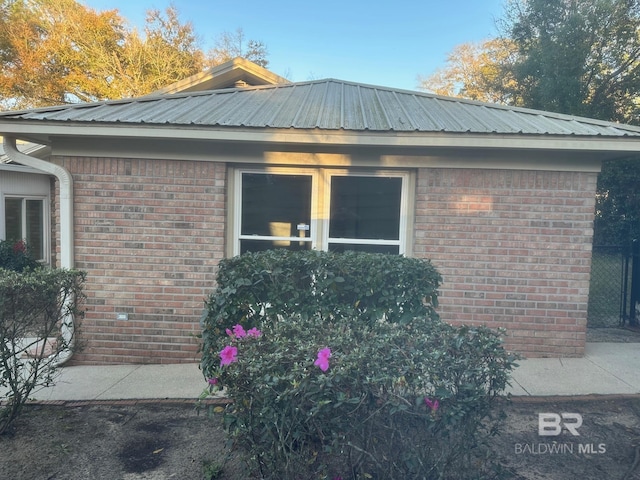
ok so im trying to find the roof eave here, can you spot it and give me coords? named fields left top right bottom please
left=1, top=122, right=640, bottom=153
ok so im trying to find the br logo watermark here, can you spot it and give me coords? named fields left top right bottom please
left=514, top=412, right=606, bottom=455
left=538, top=413, right=582, bottom=436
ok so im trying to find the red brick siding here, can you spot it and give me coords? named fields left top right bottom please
left=53, top=157, right=226, bottom=365
left=414, top=168, right=597, bottom=358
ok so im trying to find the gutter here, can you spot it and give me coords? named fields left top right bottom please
left=3, top=136, right=76, bottom=366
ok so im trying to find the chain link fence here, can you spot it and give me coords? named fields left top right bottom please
left=587, top=245, right=631, bottom=327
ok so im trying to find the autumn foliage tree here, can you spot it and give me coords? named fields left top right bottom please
left=418, top=38, right=519, bottom=104
left=0, top=0, right=125, bottom=108
left=0, top=0, right=268, bottom=109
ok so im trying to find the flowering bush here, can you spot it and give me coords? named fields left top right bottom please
left=201, top=251, right=517, bottom=479
left=204, top=317, right=516, bottom=479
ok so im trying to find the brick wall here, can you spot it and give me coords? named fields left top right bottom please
left=49, top=158, right=596, bottom=362
left=414, top=168, right=598, bottom=358
left=53, top=157, right=226, bottom=364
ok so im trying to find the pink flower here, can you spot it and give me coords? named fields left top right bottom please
left=314, top=347, right=331, bottom=372
left=232, top=324, right=247, bottom=338
left=219, top=345, right=238, bottom=366
left=424, top=397, right=439, bottom=412
left=207, top=377, right=219, bottom=385
left=247, top=327, right=262, bottom=337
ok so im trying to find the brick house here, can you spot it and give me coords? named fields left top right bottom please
left=2, top=58, right=640, bottom=364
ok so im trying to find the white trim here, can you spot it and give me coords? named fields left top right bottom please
left=49, top=137, right=604, bottom=173
left=232, top=166, right=412, bottom=256
left=322, top=170, right=409, bottom=255
left=3, top=137, right=74, bottom=269
left=2, top=195, right=50, bottom=264
left=0, top=163, right=51, bottom=174
left=2, top=136, right=75, bottom=367
left=5, top=122, right=640, bottom=152
left=233, top=168, right=318, bottom=255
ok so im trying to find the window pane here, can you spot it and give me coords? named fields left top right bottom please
left=241, top=173, right=312, bottom=239
left=26, top=200, right=44, bottom=259
left=240, top=239, right=312, bottom=254
left=329, top=243, right=399, bottom=254
left=329, top=176, right=401, bottom=241
left=4, top=198, right=22, bottom=243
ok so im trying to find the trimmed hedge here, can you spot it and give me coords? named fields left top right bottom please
left=201, top=250, right=441, bottom=357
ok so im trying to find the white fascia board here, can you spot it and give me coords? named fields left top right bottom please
left=2, top=122, right=640, bottom=153
left=0, top=163, right=52, bottom=174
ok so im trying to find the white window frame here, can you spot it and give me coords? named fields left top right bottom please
left=2, top=195, right=50, bottom=263
left=322, top=170, right=409, bottom=255
left=231, top=167, right=412, bottom=256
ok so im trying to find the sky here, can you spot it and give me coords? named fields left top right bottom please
left=82, top=0, right=506, bottom=92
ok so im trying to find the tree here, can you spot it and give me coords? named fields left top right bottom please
left=0, top=1, right=269, bottom=109
left=208, top=28, right=269, bottom=68
left=594, top=158, right=640, bottom=245
left=418, top=38, right=519, bottom=104
left=502, top=0, right=640, bottom=246
left=502, top=0, right=640, bottom=124
left=421, top=0, right=640, bottom=124
left=0, top=0, right=126, bottom=108
left=104, top=6, right=205, bottom=98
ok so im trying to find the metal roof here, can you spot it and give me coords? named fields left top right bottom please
left=1, top=79, right=640, bottom=138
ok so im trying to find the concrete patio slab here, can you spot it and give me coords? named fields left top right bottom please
left=5, top=343, right=635, bottom=402
left=507, top=343, right=640, bottom=396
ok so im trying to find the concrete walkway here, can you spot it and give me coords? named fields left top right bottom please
left=508, top=342, right=640, bottom=396
left=23, top=342, right=640, bottom=402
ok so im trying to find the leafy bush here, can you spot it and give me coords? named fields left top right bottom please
left=200, top=249, right=441, bottom=357
left=0, top=268, right=85, bottom=434
left=201, top=251, right=517, bottom=479
left=0, top=239, right=41, bottom=272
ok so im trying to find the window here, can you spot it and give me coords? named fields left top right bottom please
left=3, top=197, right=48, bottom=261
left=233, top=168, right=411, bottom=255
left=327, top=174, right=403, bottom=254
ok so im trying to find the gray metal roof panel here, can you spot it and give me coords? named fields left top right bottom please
left=265, top=84, right=308, bottom=127
left=474, top=106, right=521, bottom=133
left=3, top=79, right=640, bottom=137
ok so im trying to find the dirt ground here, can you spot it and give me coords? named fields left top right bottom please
left=2, top=397, right=640, bottom=479
left=1, top=327, right=639, bottom=480
left=0, top=400, right=252, bottom=480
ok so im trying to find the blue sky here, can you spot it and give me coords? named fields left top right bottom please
left=82, top=0, right=505, bottom=91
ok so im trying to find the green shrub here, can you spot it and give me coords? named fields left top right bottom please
left=0, top=267, right=85, bottom=434
left=200, top=250, right=441, bottom=364
left=0, top=239, right=41, bottom=272
left=206, top=315, right=516, bottom=479
left=201, top=251, right=517, bottom=479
